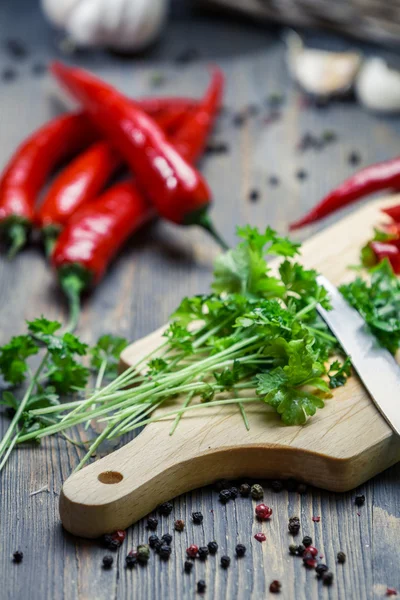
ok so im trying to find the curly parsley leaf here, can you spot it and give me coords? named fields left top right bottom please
left=47, top=355, right=89, bottom=394
left=0, top=335, right=39, bottom=385
left=90, top=334, right=128, bottom=378
left=328, top=357, right=352, bottom=389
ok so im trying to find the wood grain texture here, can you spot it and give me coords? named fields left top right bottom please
left=1, top=1, right=400, bottom=598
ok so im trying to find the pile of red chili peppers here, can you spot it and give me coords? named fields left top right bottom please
left=0, top=62, right=226, bottom=329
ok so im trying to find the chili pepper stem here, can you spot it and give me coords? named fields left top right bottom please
left=197, top=213, right=229, bottom=250
left=60, top=273, right=85, bottom=333
left=7, top=223, right=27, bottom=259
left=43, top=225, right=61, bottom=257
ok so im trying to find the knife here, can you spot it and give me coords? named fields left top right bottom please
left=316, top=275, right=400, bottom=436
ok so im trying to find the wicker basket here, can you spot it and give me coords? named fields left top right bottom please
left=199, top=0, right=400, bottom=44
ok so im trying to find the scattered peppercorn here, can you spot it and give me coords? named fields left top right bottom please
left=348, top=151, right=361, bottom=166
left=108, top=539, right=121, bottom=551
left=103, top=534, right=113, bottom=547
left=322, top=130, right=337, bottom=143
left=137, top=544, right=150, bottom=564
left=355, top=494, right=365, bottom=507
left=219, top=489, right=231, bottom=504
left=158, top=501, right=173, bottom=516
left=239, top=483, right=251, bottom=497
left=296, top=169, right=308, bottom=181
left=296, top=544, right=305, bottom=556
left=208, top=541, right=218, bottom=555
left=31, top=62, right=46, bottom=76
left=198, top=546, right=209, bottom=560
left=230, top=486, right=239, bottom=499
left=267, top=93, right=284, bottom=107
left=305, top=546, right=318, bottom=558
left=221, top=555, right=231, bottom=568
left=192, top=511, right=203, bottom=525
left=102, top=555, right=113, bottom=569
left=174, top=519, right=185, bottom=532
left=149, top=534, right=160, bottom=548
left=248, top=189, right=260, bottom=202
left=255, top=503, right=273, bottom=520
left=268, top=175, right=280, bottom=187
left=197, top=579, right=206, bottom=594
left=235, top=544, right=246, bottom=557
left=147, top=517, right=158, bottom=530
left=315, top=563, right=329, bottom=577
left=186, top=545, right=199, bottom=559
left=312, top=516, right=321, bottom=523
left=386, top=588, right=398, bottom=596
left=205, top=141, right=229, bottom=154
left=297, top=483, right=307, bottom=494
left=113, top=530, right=126, bottom=544
left=154, top=539, right=163, bottom=553
left=5, top=39, right=27, bottom=59
left=289, top=544, right=298, bottom=555
left=161, top=533, right=172, bottom=546
left=251, top=484, right=263, bottom=500
left=233, top=112, right=246, bottom=127
left=337, top=551, right=346, bottom=564
left=184, top=560, right=193, bottom=574
left=322, top=571, right=334, bottom=586
left=303, top=553, right=317, bottom=568
left=12, top=551, right=23, bottom=563
left=302, top=536, right=312, bottom=547
left=125, top=551, right=137, bottom=568
left=269, top=580, right=282, bottom=594
left=271, top=480, right=283, bottom=493
left=2, top=67, right=17, bottom=82
left=288, top=518, right=300, bottom=536
left=159, top=545, right=172, bottom=560
left=254, top=533, right=266, bottom=543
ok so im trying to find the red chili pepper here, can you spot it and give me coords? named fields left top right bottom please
left=36, top=106, right=189, bottom=253
left=382, top=203, right=400, bottom=222
left=51, top=61, right=227, bottom=249
left=290, top=157, right=400, bottom=230
left=369, top=241, right=400, bottom=274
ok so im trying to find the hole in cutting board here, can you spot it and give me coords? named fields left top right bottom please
left=98, top=471, right=123, bottom=484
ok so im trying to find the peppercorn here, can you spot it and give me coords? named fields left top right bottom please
left=269, top=580, right=281, bottom=594
left=198, top=546, right=209, bottom=560
left=267, top=93, right=284, bottom=107
left=125, top=551, right=137, bottom=568
left=348, top=151, right=361, bottom=166
left=315, top=563, right=329, bottom=577
left=113, top=530, right=126, bottom=544
left=158, top=501, right=173, bottom=516
left=337, top=551, right=346, bottom=564
left=302, top=536, right=312, bottom=547
left=230, top=486, right=239, bottom=499
left=32, top=62, right=46, bottom=76
left=5, top=38, right=27, bottom=59
left=271, top=480, right=283, bottom=492
left=208, top=541, right=218, bottom=555
left=154, top=539, right=163, bottom=553
left=323, top=130, right=337, bottom=143
left=149, top=535, right=160, bottom=548
left=137, top=544, right=150, bottom=563
left=322, top=571, right=334, bottom=586
left=386, top=587, right=398, bottom=596
left=235, top=544, right=246, bottom=557
left=215, top=479, right=230, bottom=492
left=108, top=539, right=121, bottom=551
left=289, top=544, right=298, bottom=556
left=197, top=580, right=206, bottom=594
left=296, top=169, right=308, bottom=181
left=174, top=519, right=185, bottom=532
left=161, top=533, right=172, bottom=545
left=2, top=67, right=17, bottom=82
left=13, top=551, right=23, bottom=563
left=251, top=484, right=263, bottom=500
left=248, top=189, right=260, bottom=202
left=239, top=483, right=251, bottom=497
left=184, top=560, right=193, bottom=574
left=285, top=478, right=297, bottom=492
left=221, top=555, right=231, bottom=568
left=305, top=546, right=318, bottom=558
left=205, top=142, right=229, bottom=155
left=255, top=503, right=273, bottom=520
left=288, top=521, right=300, bottom=535
left=192, top=511, right=203, bottom=524
left=102, top=555, right=113, bottom=569
left=303, top=554, right=317, bottom=568
left=147, top=516, right=158, bottom=530
left=268, top=175, right=280, bottom=187
left=219, top=489, right=231, bottom=504
left=296, top=544, right=305, bottom=556
left=233, top=113, right=246, bottom=127
left=186, top=544, right=199, bottom=558
left=103, top=534, right=113, bottom=547
left=297, top=483, right=307, bottom=494
left=175, top=48, right=200, bottom=65
left=159, top=544, right=172, bottom=560
left=355, top=494, right=365, bottom=507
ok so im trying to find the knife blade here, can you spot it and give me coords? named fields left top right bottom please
left=316, top=275, right=400, bottom=436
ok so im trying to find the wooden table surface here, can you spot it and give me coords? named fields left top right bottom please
left=1, top=1, right=400, bottom=599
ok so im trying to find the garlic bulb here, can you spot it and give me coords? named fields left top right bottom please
left=285, top=30, right=362, bottom=97
left=356, top=58, right=400, bottom=114
left=41, top=0, right=168, bottom=52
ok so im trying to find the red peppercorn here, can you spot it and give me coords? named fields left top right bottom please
left=112, top=530, right=126, bottom=544
left=254, top=533, right=266, bottom=543
left=255, top=504, right=273, bottom=521
left=312, top=516, right=320, bottom=523
left=386, top=588, right=398, bottom=597
left=186, top=544, right=199, bottom=558
left=306, top=546, right=318, bottom=557
left=303, top=554, right=317, bottom=568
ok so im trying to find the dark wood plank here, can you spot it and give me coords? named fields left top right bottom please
left=1, top=2, right=400, bottom=599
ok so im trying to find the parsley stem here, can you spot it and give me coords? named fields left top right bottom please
left=0, top=433, right=19, bottom=472
left=169, top=390, right=195, bottom=436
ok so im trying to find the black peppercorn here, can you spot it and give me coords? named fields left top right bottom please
left=230, top=487, right=239, bottom=499
left=174, top=519, right=185, bottom=532
left=296, top=544, right=305, bottom=556
left=337, top=551, right=346, bottom=564
left=288, top=519, right=300, bottom=536
left=159, top=544, right=172, bottom=560
left=296, top=169, right=308, bottom=181
left=205, top=142, right=229, bottom=154
left=355, top=494, right=365, bottom=507
left=348, top=151, right=361, bottom=166
left=219, top=489, right=231, bottom=504
left=248, top=189, right=260, bottom=202
left=271, top=480, right=283, bottom=493
left=208, top=541, right=218, bottom=555
left=239, top=483, right=251, bottom=497
left=184, top=560, right=193, bottom=573
left=285, top=479, right=297, bottom=492
left=233, top=113, right=246, bottom=127
left=250, top=484, right=264, bottom=500
left=158, top=501, right=173, bottom=516
left=153, top=539, right=163, bottom=553
left=197, top=579, right=206, bottom=593
left=2, top=67, right=17, bottom=82
left=13, top=551, right=23, bottom=563
left=221, top=555, right=231, bottom=568
left=268, top=175, right=280, bottom=187
left=102, top=555, right=113, bottom=569
left=31, top=62, right=46, bottom=76
left=149, top=535, right=160, bottom=548
left=5, top=39, right=27, bottom=59
left=302, top=536, right=312, bottom=548
left=147, top=517, right=158, bottom=530
left=161, top=533, right=172, bottom=545
left=315, top=563, right=329, bottom=577
left=297, top=483, right=307, bottom=494
left=103, top=534, right=113, bottom=547
left=192, top=511, right=203, bottom=524
left=108, top=539, right=121, bottom=551
left=215, top=479, right=230, bottom=492
left=269, top=580, right=281, bottom=593
left=198, top=546, right=209, bottom=560
left=137, top=544, right=150, bottom=563
left=289, top=544, right=298, bottom=555
left=235, top=544, right=246, bottom=557
left=125, top=551, right=137, bottom=568
left=322, top=571, right=334, bottom=586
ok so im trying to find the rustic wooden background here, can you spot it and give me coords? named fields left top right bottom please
left=0, top=1, right=400, bottom=599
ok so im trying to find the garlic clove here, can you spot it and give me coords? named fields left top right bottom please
left=285, top=30, right=362, bottom=97
left=356, top=58, right=400, bottom=114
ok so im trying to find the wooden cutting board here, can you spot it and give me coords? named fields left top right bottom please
left=60, top=196, right=400, bottom=538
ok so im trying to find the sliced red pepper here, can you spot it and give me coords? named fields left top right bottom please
left=370, top=241, right=400, bottom=274
left=290, top=157, right=400, bottom=230
left=51, top=61, right=227, bottom=249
